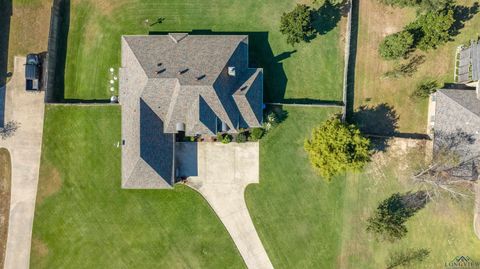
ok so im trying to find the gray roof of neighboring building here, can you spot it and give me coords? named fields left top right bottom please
left=119, top=33, right=263, bottom=188
left=433, top=88, right=480, bottom=179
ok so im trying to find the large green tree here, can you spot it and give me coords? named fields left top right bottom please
left=304, top=117, right=371, bottom=180
left=379, top=31, right=414, bottom=60
left=407, top=8, right=455, bottom=50
left=280, top=4, right=315, bottom=46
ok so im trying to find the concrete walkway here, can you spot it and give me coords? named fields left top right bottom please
left=2, top=57, right=45, bottom=269
left=179, top=142, right=274, bottom=269
left=474, top=183, right=480, bottom=240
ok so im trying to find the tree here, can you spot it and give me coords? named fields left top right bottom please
left=379, top=31, right=414, bottom=60
left=280, top=4, right=315, bottom=46
left=366, top=192, right=428, bottom=241
left=0, top=121, right=19, bottom=140
left=304, top=117, right=371, bottom=180
left=386, top=248, right=430, bottom=269
left=379, top=0, right=419, bottom=8
left=379, top=0, right=452, bottom=11
left=411, top=80, right=438, bottom=99
left=407, top=8, right=455, bottom=50
left=412, top=130, right=478, bottom=200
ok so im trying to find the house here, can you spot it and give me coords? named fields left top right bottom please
left=119, top=33, right=263, bottom=189
left=428, top=85, right=480, bottom=179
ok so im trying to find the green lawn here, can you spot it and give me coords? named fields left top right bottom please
left=338, top=142, right=480, bottom=268
left=245, top=107, right=347, bottom=268
left=30, top=105, right=245, bottom=268
left=63, top=0, right=344, bottom=102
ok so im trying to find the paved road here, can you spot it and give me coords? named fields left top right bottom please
left=2, top=57, right=45, bottom=269
left=475, top=183, right=480, bottom=240
left=178, top=142, right=274, bottom=269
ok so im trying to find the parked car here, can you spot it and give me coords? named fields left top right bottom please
left=25, top=54, right=41, bottom=91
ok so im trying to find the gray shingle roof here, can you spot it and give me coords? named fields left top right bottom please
left=433, top=88, right=480, bottom=179
left=120, top=34, right=263, bottom=188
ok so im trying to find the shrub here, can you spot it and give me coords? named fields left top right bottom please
left=411, top=80, right=438, bottom=99
left=216, top=132, right=224, bottom=141
left=221, top=134, right=232, bottom=144
left=379, top=31, right=414, bottom=60
left=263, top=112, right=279, bottom=131
left=304, top=117, right=371, bottom=180
left=236, top=132, right=247, bottom=143
left=280, top=4, right=315, bottom=46
left=249, top=128, right=265, bottom=141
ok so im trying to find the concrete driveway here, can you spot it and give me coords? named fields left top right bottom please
left=1, top=56, right=45, bottom=269
left=177, top=142, right=274, bottom=269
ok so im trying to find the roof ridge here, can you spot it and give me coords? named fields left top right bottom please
left=438, top=89, right=480, bottom=118
left=164, top=80, right=182, bottom=130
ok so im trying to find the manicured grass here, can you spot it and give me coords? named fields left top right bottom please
left=0, top=148, right=11, bottom=269
left=30, top=105, right=245, bottom=268
left=338, top=141, right=480, bottom=268
left=63, top=0, right=345, bottom=101
left=354, top=0, right=480, bottom=133
left=245, top=107, right=347, bottom=268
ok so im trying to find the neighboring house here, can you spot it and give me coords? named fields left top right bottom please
left=119, top=33, right=263, bottom=189
left=428, top=86, right=480, bottom=179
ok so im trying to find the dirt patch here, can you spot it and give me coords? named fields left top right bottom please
left=31, top=237, right=49, bottom=258
left=0, top=148, right=11, bottom=268
left=36, top=163, right=62, bottom=205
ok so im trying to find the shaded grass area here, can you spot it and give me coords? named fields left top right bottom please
left=30, top=106, right=245, bottom=268
left=62, top=0, right=344, bottom=101
left=0, top=148, right=11, bottom=268
left=354, top=0, right=480, bottom=133
left=245, top=107, right=347, bottom=268
left=338, top=140, right=480, bottom=268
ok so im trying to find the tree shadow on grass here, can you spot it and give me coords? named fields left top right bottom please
left=451, top=2, right=479, bottom=36
left=353, top=103, right=399, bottom=136
left=311, top=0, right=344, bottom=37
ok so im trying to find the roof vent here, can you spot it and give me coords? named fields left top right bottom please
left=178, top=68, right=189, bottom=75
left=228, top=66, right=236, bottom=76
left=240, top=85, right=248, bottom=91
left=196, top=74, right=206, bottom=80
left=156, top=68, right=166, bottom=74
left=157, top=62, right=163, bottom=67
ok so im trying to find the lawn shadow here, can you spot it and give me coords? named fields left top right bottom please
left=150, top=30, right=289, bottom=103
left=312, top=0, right=343, bottom=36
left=346, top=0, right=359, bottom=122
left=353, top=103, right=399, bottom=136
left=451, top=2, right=479, bottom=36
left=0, top=0, right=12, bottom=127
left=45, top=0, right=70, bottom=103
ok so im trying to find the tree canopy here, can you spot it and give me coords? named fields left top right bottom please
left=304, top=117, right=371, bottom=180
left=407, top=8, right=455, bottom=50
left=379, top=31, right=414, bottom=60
left=280, top=4, right=315, bottom=46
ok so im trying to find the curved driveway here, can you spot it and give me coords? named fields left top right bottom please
left=2, top=56, right=45, bottom=269
left=177, top=142, right=274, bottom=269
